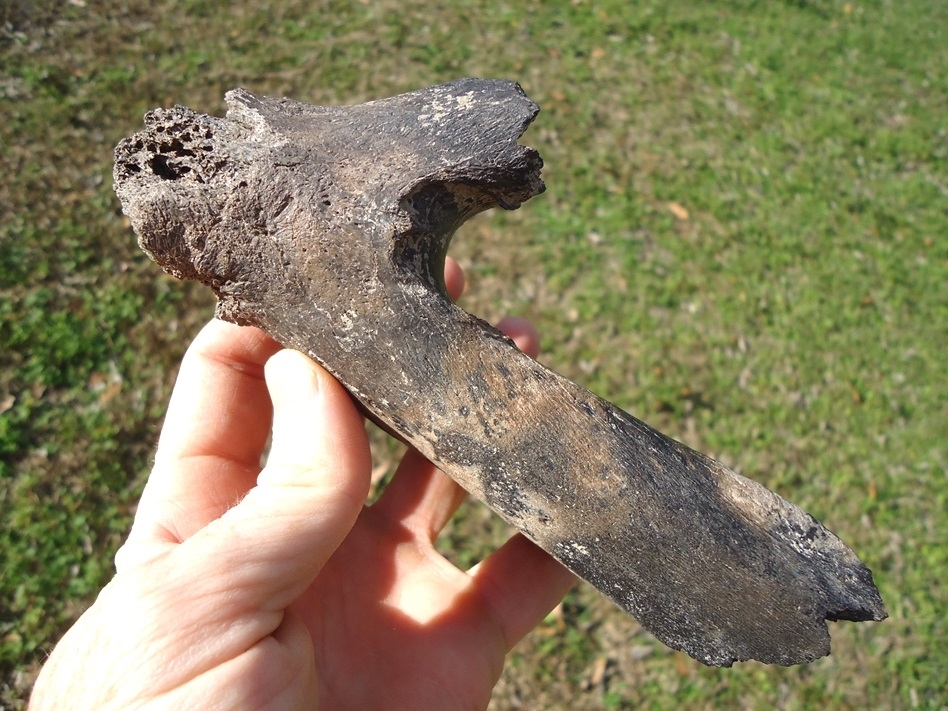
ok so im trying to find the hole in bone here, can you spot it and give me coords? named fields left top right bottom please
left=150, top=154, right=190, bottom=180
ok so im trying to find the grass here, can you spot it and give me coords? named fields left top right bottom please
left=1, top=0, right=945, bottom=708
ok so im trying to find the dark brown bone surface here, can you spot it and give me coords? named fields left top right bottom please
left=114, top=78, right=885, bottom=667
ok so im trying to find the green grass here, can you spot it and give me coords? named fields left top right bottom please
left=2, top=0, right=946, bottom=708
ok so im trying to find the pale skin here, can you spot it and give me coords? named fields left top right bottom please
left=30, top=258, right=576, bottom=710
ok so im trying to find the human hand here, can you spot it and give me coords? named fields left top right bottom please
left=30, top=258, right=576, bottom=710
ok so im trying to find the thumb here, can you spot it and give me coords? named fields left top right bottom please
left=191, top=348, right=372, bottom=610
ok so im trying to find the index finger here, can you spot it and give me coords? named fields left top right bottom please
left=125, top=255, right=463, bottom=556
left=124, top=319, right=282, bottom=553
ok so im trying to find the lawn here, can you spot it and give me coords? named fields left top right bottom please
left=1, top=0, right=945, bottom=708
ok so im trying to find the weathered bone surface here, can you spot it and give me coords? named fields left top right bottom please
left=114, top=78, right=885, bottom=666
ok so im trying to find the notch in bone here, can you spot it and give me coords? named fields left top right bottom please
left=114, top=78, right=885, bottom=666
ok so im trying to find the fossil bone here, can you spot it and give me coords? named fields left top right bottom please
left=113, top=78, right=886, bottom=666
